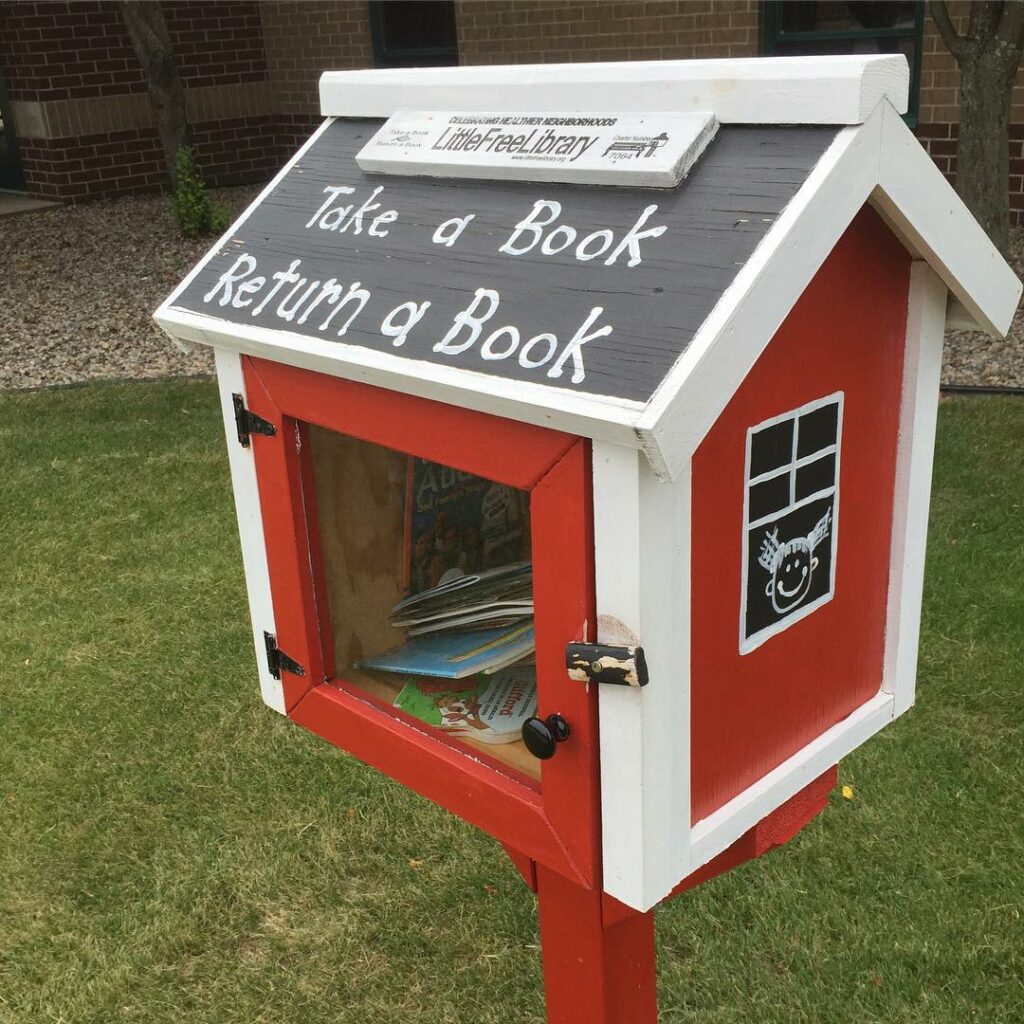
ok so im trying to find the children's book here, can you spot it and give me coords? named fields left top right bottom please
left=403, top=458, right=531, bottom=594
left=357, top=623, right=535, bottom=678
left=393, top=666, right=538, bottom=744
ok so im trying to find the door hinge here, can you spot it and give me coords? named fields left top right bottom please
left=566, top=642, right=649, bottom=688
left=264, top=631, right=305, bottom=680
left=233, top=393, right=277, bottom=447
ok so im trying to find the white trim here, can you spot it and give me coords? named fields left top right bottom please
left=739, top=392, right=844, bottom=655
left=593, top=443, right=645, bottom=908
left=157, top=306, right=646, bottom=448
left=155, top=117, right=335, bottom=321
left=689, top=691, right=895, bottom=868
left=320, top=56, right=909, bottom=124
left=213, top=348, right=285, bottom=715
left=874, top=103, right=1021, bottom=339
left=637, top=116, right=877, bottom=480
left=638, top=101, right=1020, bottom=481
left=594, top=442, right=693, bottom=912
left=882, top=263, right=946, bottom=716
left=944, top=296, right=977, bottom=331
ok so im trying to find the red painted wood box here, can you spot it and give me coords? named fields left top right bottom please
left=157, top=56, right=1020, bottom=1024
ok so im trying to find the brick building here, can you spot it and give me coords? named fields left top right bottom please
left=0, top=1, right=1021, bottom=219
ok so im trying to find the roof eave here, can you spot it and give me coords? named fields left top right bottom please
left=638, top=100, right=1022, bottom=482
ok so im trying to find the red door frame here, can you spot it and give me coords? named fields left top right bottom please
left=241, top=356, right=601, bottom=887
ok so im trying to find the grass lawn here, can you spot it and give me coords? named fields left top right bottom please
left=1, top=381, right=1022, bottom=1024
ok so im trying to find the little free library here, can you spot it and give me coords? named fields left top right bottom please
left=157, top=56, right=1021, bottom=1024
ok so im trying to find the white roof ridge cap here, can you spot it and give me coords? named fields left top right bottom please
left=319, top=56, right=909, bottom=125
left=320, top=54, right=904, bottom=81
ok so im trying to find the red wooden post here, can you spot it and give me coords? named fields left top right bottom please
left=535, top=863, right=658, bottom=1024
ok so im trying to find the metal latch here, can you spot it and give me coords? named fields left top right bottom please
left=263, top=631, right=305, bottom=680
left=566, top=642, right=648, bottom=688
left=233, top=393, right=277, bottom=447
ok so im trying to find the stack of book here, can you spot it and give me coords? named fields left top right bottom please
left=357, top=562, right=535, bottom=677
left=354, top=459, right=540, bottom=745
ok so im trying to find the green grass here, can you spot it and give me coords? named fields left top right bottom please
left=1, top=382, right=1021, bottom=1024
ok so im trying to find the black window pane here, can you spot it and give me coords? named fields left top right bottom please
left=381, top=1, right=456, bottom=50
left=750, top=419, right=794, bottom=478
left=780, top=1, right=917, bottom=33
left=797, top=402, right=839, bottom=458
left=795, top=453, right=836, bottom=501
left=749, top=471, right=791, bottom=522
left=372, top=1, right=458, bottom=67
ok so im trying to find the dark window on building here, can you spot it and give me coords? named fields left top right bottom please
left=369, top=1, right=458, bottom=68
left=761, top=2, right=925, bottom=125
left=0, top=70, right=25, bottom=191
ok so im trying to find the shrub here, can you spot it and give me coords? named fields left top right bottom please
left=172, top=146, right=232, bottom=238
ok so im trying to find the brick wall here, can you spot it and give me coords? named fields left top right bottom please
left=0, top=0, right=280, bottom=200
left=457, top=0, right=758, bottom=64
left=5, top=0, right=1024, bottom=217
left=259, top=0, right=373, bottom=152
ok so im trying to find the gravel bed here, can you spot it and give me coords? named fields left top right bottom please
left=0, top=186, right=258, bottom=391
left=942, top=228, right=1024, bottom=389
left=1, top=190, right=1022, bottom=392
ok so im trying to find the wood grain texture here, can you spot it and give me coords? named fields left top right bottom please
left=308, top=425, right=407, bottom=672
left=535, top=863, right=657, bottom=1024
left=172, top=118, right=837, bottom=404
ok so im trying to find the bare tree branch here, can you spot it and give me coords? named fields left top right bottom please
left=997, top=0, right=1024, bottom=51
left=966, top=1, right=1003, bottom=46
left=930, top=0, right=970, bottom=59
left=120, top=0, right=186, bottom=187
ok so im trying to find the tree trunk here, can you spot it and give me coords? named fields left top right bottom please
left=120, top=1, right=186, bottom=188
left=930, top=0, right=1024, bottom=255
left=956, top=48, right=1015, bottom=253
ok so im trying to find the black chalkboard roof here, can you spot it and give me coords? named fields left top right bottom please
left=157, top=70, right=1020, bottom=480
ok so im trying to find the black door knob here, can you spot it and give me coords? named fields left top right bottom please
left=522, top=714, right=570, bottom=760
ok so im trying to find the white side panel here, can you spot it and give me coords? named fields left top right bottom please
left=689, top=691, right=895, bottom=867
left=213, top=347, right=285, bottom=714
left=874, top=103, right=1022, bottom=339
left=156, top=307, right=645, bottom=450
left=320, top=55, right=909, bottom=124
left=595, top=442, right=692, bottom=911
left=883, top=263, right=947, bottom=716
left=639, top=115, right=879, bottom=479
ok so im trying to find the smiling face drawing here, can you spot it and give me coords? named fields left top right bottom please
left=758, top=509, right=832, bottom=614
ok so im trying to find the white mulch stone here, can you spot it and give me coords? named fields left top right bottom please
left=0, top=187, right=257, bottom=391
left=942, top=229, right=1024, bottom=389
left=1, top=191, right=1022, bottom=392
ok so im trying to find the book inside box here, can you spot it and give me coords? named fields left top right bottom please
left=308, top=424, right=541, bottom=781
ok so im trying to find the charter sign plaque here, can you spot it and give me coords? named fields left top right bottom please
left=356, top=110, right=719, bottom=187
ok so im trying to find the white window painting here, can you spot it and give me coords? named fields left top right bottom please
left=740, top=392, right=843, bottom=654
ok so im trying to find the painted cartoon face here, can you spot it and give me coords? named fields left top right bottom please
left=765, top=539, right=817, bottom=613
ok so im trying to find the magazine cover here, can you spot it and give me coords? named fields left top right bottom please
left=393, top=665, right=538, bottom=744
left=404, top=458, right=531, bottom=593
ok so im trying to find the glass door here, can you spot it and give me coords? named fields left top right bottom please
left=240, top=355, right=601, bottom=887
